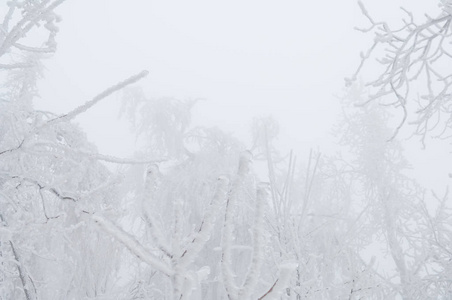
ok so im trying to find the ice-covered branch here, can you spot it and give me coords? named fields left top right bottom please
left=142, top=212, right=173, bottom=258
left=178, top=176, right=229, bottom=269
left=0, top=215, right=37, bottom=300
left=27, top=141, right=166, bottom=165
left=9, top=175, right=77, bottom=202
left=142, top=164, right=173, bottom=258
left=0, top=0, right=66, bottom=57
left=0, top=139, right=24, bottom=156
left=0, top=63, right=33, bottom=70
left=9, top=240, right=36, bottom=300
left=13, top=43, right=56, bottom=53
left=92, top=214, right=174, bottom=277
left=221, top=151, right=252, bottom=299
left=46, top=70, right=149, bottom=125
left=350, top=2, right=452, bottom=141
left=239, top=183, right=268, bottom=299
left=168, top=176, right=230, bottom=299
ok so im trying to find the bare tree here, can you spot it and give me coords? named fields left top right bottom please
left=349, top=1, right=452, bottom=144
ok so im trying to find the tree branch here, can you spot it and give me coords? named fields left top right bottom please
left=46, top=70, right=149, bottom=125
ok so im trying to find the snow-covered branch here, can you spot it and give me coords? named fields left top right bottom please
left=178, top=176, right=229, bottom=269
left=0, top=0, right=66, bottom=58
left=239, top=183, right=268, bottom=299
left=46, top=70, right=149, bottom=125
left=350, top=1, right=452, bottom=142
left=221, top=151, right=252, bottom=299
left=26, top=141, right=166, bottom=165
left=92, top=214, right=174, bottom=277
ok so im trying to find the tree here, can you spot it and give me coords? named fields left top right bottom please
left=337, top=83, right=452, bottom=299
left=0, top=2, right=150, bottom=299
left=93, top=91, right=299, bottom=299
left=2, top=1, right=451, bottom=299
left=349, top=1, right=452, bottom=144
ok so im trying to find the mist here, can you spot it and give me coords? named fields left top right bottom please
left=1, top=1, right=451, bottom=299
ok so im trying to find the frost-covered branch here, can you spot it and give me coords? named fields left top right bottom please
left=0, top=139, right=23, bottom=156
left=20, top=71, right=149, bottom=148
left=239, top=183, right=268, bottom=299
left=46, top=70, right=149, bottom=125
left=8, top=175, right=77, bottom=202
left=0, top=214, right=36, bottom=300
left=221, top=151, right=252, bottom=299
left=0, top=63, right=33, bottom=70
left=142, top=212, right=173, bottom=258
left=92, top=214, right=174, bottom=277
left=178, top=176, right=229, bottom=269
left=169, top=176, right=230, bottom=299
left=142, top=164, right=173, bottom=258
left=349, top=1, right=452, bottom=142
left=9, top=240, right=37, bottom=300
left=13, top=43, right=56, bottom=53
left=221, top=154, right=287, bottom=300
left=27, top=141, right=166, bottom=165
left=0, top=0, right=66, bottom=58
left=93, top=175, right=230, bottom=299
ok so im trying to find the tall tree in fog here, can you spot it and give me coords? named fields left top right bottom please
left=0, top=2, right=148, bottom=299
left=338, top=84, right=452, bottom=299
left=93, top=89, right=298, bottom=299
left=2, top=1, right=451, bottom=299
left=348, top=1, right=452, bottom=295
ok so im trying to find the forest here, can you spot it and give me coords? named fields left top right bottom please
left=0, top=1, right=451, bottom=299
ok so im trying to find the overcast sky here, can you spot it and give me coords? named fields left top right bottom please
left=34, top=0, right=448, bottom=189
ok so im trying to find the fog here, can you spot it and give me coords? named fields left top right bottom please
left=34, top=0, right=448, bottom=192
left=2, top=1, right=452, bottom=299
left=35, top=1, right=378, bottom=155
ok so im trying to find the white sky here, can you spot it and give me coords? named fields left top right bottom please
left=34, top=0, right=449, bottom=189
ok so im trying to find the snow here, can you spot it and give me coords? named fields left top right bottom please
left=2, top=1, right=451, bottom=298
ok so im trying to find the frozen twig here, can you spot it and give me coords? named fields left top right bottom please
left=349, top=1, right=452, bottom=140
left=0, top=0, right=66, bottom=57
